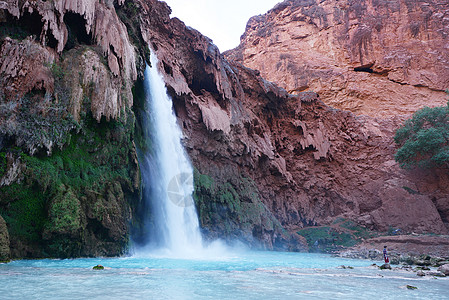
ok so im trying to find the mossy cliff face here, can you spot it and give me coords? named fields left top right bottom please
left=194, top=170, right=306, bottom=251
left=0, top=111, right=140, bottom=258
left=0, top=1, right=143, bottom=258
left=0, top=215, right=10, bottom=262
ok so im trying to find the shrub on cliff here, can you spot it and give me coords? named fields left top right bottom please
left=394, top=93, right=449, bottom=169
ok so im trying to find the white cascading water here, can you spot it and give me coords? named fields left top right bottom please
left=138, top=50, right=204, bottom=257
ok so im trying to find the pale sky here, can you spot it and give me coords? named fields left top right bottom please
left=162, top=0, right=282, bottom=51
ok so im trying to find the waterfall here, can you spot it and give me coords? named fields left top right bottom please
left=138, top=50, right=203, bottom=256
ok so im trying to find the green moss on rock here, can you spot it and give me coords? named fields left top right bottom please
left=193, top=169, right=303, bottom=250
left=0, top=110, right=140, bottom=258
left=93, top=264, right=105, bottom=270
left=297, top=219, right=376, bottom=253
left=1, top=183, right=46, bottom=243
left=44, top=185, right=82, bottom=236
left=0, top=215, right=10, bottom=262
left=0, top=152, right=6, bottom=177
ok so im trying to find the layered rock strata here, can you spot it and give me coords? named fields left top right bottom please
left=225, top=0, right=449, bottom=119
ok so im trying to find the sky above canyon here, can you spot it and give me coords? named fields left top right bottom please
left=162, top=0, right=281, bottom=51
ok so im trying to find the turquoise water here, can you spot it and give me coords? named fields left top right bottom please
left=1, top=251, right=448, bottom=299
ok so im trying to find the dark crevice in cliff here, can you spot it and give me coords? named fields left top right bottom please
left=0, top=11, right=42, bottom=41
left=162, top=61, right=173, bottom=76
left=353, top=63, right=389, bottom=77
left=130, top=78, right=151, bottom=247
left=354, top=64, right=374, bottom=73
left=354, top=66, right=445, bottom=93
left=0, top=10, right=58, bottom=49
left=64, top=13, right=93, bottom=50
left=191, top=73, right=219, bottom=96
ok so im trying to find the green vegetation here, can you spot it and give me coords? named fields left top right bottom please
left=0, top=110, right=138, bottom=257
left=297, top=219, right=376, bottom=253
left=195, top=171, right=268, bottom=230
left=192, top=170, right=290, bottom=248
left=394, top=93, right=449, bottom=169
left=0, top=59, right=78, bottom=154
left=0, top=11, right=146, bottom=259
left=93, top=264, right=105, bottom=270
left=1, top=184, right=46, bottom=243
left=0, top=152, right=6, bottom=177
left=116, top=0, right=151, bottom=66
left=45, top=185, right=82, bottom=235
left=297, top=227, right=355, bottom=253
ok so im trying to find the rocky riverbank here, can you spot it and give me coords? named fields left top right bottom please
left=337, top=234, right=449, bottom=276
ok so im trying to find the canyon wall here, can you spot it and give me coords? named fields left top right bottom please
left=0, top=0, right=447, bottom=258
left=225, top=0, right=449, bottom=119
left=137, top=0, right=447, bottom=249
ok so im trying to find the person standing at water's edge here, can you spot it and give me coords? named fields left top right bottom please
left=383, top=246, right=389, bottom=263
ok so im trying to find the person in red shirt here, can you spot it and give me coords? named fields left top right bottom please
left=383, top=245, right=389, bottom=263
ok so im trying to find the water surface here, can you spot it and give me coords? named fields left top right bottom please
left=1, top=251, right=448, bottom=299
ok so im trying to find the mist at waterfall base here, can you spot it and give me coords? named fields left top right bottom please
left=132, top=51, right=226, bottom=259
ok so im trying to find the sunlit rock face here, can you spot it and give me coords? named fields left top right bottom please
left=225, top=0, right=449, bottom=119
left=137, top=0, right=447, bottom=243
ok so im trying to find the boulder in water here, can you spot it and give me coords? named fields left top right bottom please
left=416, top=270, right=425, bottom=277
left=428, top=271, right=446, bottom=277
left=338, top=265, right=354, bottom=269
left=438, top=264, right=449, bottom=276
left=380, top=263, right=391, bottom=270
left=406, top=285, right=418, bottom=290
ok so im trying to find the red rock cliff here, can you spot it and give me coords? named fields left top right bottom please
left=137, top=0, right=448, bottom=246
left=225, top=0, right=449, bottom=119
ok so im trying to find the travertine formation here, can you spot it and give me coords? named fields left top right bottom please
left=225, top=0, right=449, bottom=119
left=0, top=37, right=55, bottom=100
left=0, top=0, right=141, bottom=257
left=1, top=0, right=137, bottom=122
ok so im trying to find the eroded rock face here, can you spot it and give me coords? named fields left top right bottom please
left=0, top=36, right=55, bottom=101
left=0, top=0, right=140, bottom=258
left=1, top=0, right=137, bottom=122
left=137, top=0, right=447, bottom=249
left=225, top=0, right=449, bottom=118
